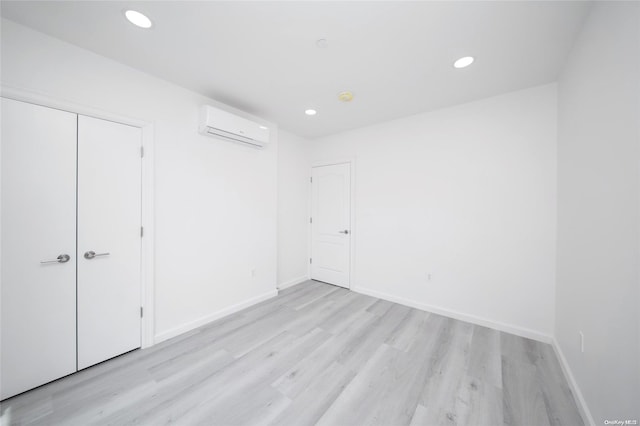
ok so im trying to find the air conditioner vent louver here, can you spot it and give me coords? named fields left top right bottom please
left=199, top=105, right=269, bottom=148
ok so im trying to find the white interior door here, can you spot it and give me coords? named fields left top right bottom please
left=311, top=163, right=351, bottom=288
left=77, top=115, right=142, bottom=370
left=1, top=98, right=77, bottom=399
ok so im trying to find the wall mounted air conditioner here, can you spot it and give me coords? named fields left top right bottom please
left=199, top=105, right=270, bottom=148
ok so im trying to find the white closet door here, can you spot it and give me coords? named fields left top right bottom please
left=1, top=98, right=77, bottom=400
left=311, top=163, right=351, bottom=288
left=77, top=115, right=142, bottom=370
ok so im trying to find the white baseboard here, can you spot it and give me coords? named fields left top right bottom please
left=154, top=289, right=278, bottom=344
left=551, top=339, right=595, bottom=426
left=352, top=286, right=553, bottom=343
left=277, top=275, right=309, bottom=290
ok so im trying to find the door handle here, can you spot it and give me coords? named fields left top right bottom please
left=84, top=251, right=110, bottom=260
left=338, top=230, right=350, bottom=234
left=41, top=254, right=71, bottom=264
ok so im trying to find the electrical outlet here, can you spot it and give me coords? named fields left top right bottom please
left=579, top=331, right=584, bottom=353
left=250, top=268, right=256, bottom=278
left=427, top=273, right=432, bottom=281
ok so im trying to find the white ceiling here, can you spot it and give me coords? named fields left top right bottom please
left=1, top=1, right=591, bottom=138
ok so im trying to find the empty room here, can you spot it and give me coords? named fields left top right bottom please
left=0, top=1, right=638, bottom=425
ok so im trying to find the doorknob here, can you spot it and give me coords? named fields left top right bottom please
left=338, top=230, right=350, bottom=234
left=40, top=254, right=71, bottom=264
left=84, top=251, right=110, bottom=259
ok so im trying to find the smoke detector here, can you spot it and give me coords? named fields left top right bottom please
left=338, top=91, right=354, bottom=102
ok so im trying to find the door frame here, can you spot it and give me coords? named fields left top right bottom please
left=309, top=158, right=356, bottom=290
left=1, top=85, right=156, bottom=349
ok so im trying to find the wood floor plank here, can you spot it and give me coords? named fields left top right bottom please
left=190, top=384, right=292, bottom=426
left=53, top=379, right=158, bottom=425
left=318, top=310, right=446, bottom=426
left=278, top=280, right=318, bottom=296
left=467, top=325, right=503, bottom=389
left=502, top=356, right=551, bottom=426
left=0, top=396, right=53, bottom=426
left=501, top=331, right=543, bottom=365
left=335, top=302, right=412, bottom=372
left=316, top=291, right=378, bottom=335
left=286, top=290, right=368, bottom=336
left=289, top=284, right=344, bottom=311
left=455, top=374, right=504, bottom=426
left=283, top=290, right=353, bottom=336
left=212, top=306, right=300, bottom=358
left=279, top=281, right=329, bottom=309
left=1, top=281, right=584, bottom=426
left=535, top=343, right=584, bottom=426
left=366, top=298, right=394, bottom=317
left=153, top=328, right=331, bottom=425
left=232, top=280, right=319, bottom=322
left=316, top=343, right=405, bottom=426
left=371, top=314, right=452, bottom=425
left=410, top=404, right=429, bottom=426
left=95, top=349, right=235, bottom=425
left=417, top=319, right=475, bottom=425
left=131, top=331, right=301, bottom=425
left=272, top=308, right=376, bottom=399
left=385, top=308, right=432, bottom=352
left=269, top=361, right=356, bottom=426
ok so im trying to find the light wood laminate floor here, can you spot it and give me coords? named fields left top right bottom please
left=1, top=280, right=583, bottom=426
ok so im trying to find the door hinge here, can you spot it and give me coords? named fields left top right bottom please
left=310, top=258, right=312, bottom=264
left=140, top=146, right=145, bottom=158
left=140, top=307, right=144, bottom=318
left=310, top=217, right=313, bottom=224
left=140, top=226, right=144, bottom=237
left=310, top=177, right=312, bottom=183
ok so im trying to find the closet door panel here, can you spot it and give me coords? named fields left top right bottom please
left=77, top=115, right=142, bottom=370
left=1, top=98, right=78, bottom=400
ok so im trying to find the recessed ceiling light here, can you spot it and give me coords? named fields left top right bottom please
left=316, top=39, right=328, bottom=48
left=125, top=10, right=153, bottom=29
left=453, top=56, right=474, bottom=69
left=305, top=109, right=317, bottom=116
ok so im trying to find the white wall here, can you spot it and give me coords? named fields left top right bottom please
left=556, top=2, right=640, bottom=424
left=310, top=84, right=558, bottom=339
left=277, top=130, right=311, bottom=289
left=1, top=19, right=278, bottom=342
